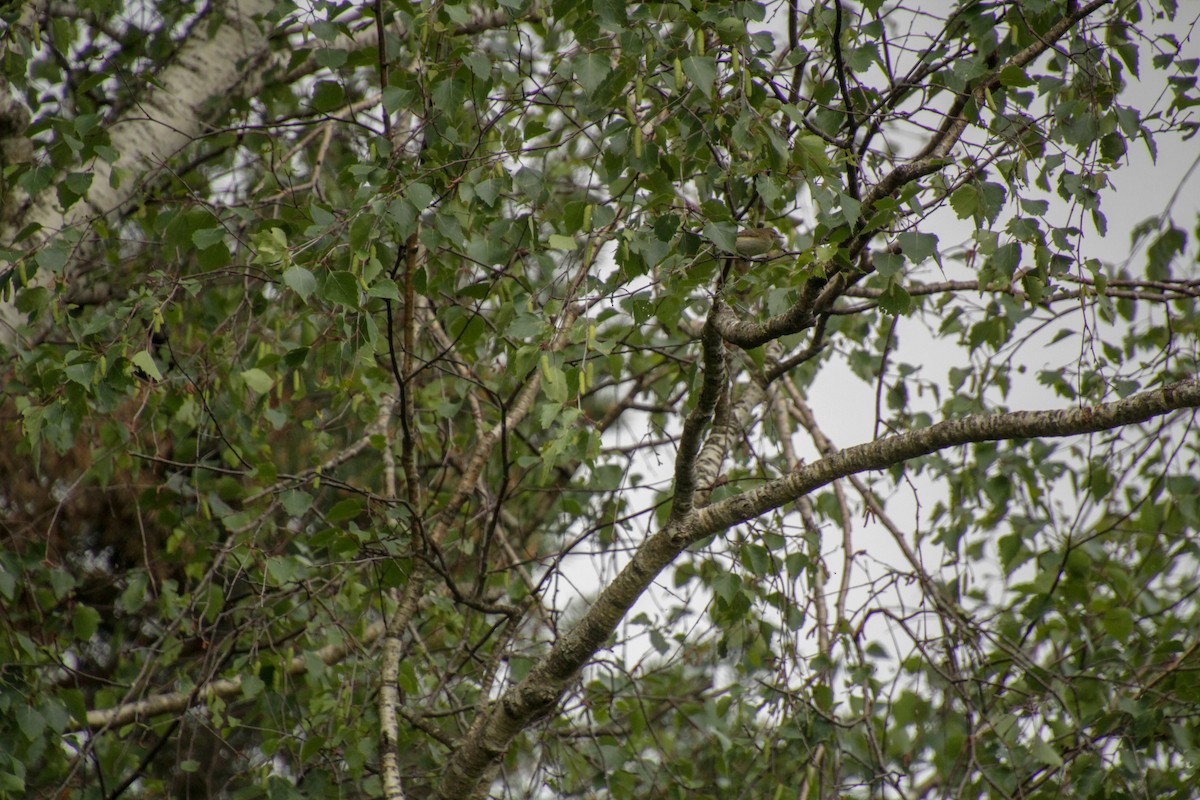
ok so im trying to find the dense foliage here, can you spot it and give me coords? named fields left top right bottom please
left=2, top=0, right=1199, bottom=798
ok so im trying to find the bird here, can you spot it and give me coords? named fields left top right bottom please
left=734, top=226, right=783, bottom=257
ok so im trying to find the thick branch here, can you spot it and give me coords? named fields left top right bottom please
left=670, top=310, right=726, bottom=520
left=842, top=274, right=1200, bottom=305
left=82, top=616, right=383, bottom=729
left=693, top=376, right=1198, bottom=539
left=712, top=291, right=818, bottom=349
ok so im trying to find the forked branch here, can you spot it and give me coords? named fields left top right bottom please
left=436, top=377, right=1200, bottom=798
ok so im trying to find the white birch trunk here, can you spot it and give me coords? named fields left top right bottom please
left=0, top=0, right=276, bottom=345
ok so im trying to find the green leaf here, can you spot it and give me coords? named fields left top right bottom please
left=839, top=192, right=861, bottom=225
left=241, top=673, right=266, bottom=700
left=990, top=242, right=1022, bottom=278
left=64, top=171, right=93, bottom=195
left=406, top=182, right=434, bottom=211
left=681, top=55, right=717, bottom=98
left=72, top=605, right=101, bottom=640
left=464, top=52, right=491, bottom=79
left=119, top=573, right=149, bottom=614
left=712, top=572, right=743, bottom=603
left=998, top=65, right=1035, bottom=87
left=241, top=368, right=274, bottom=394
left=949, top=185, right=978, bottom=219
left=15, top=706, right=44, bottom=741
left=192, top=228, right=225, bottom=250
left=35, top=239, right=70, bottom=273
left=131, top=350, right=163, bottom=381
left=64, top=359, right=97, bottom=386
left=790, top=133, right=833, bottom=176
left=1029, top=736, right=1064, bottom=768
left=704, top=221, right=737, bottom=254
left=281, top=489, right=314, bottom=517
left=873, top=251, right=904, bottom=278
left=895, top=231, right=939, bottom=263
left=327, top=497, right=365, bottom=524
left=0, top=565, right=14, bottom=600
left=368, top=278, right=400, bottom=299
left=283, top=266, right=318, bottom=301
left=1101, top=606, right=1134, bottom=640
left=594, top=0, right=626, bottom=28
left=575, top=53, right=611, bottom=93
left=315, top=47, right=347, bottom=70
left=21, top=163, right=55, bottom=196
left=312, top=80, right=344, bottom=112
left=322, top=270, right=360, bottom=308
left=382, top=86, right=410, bottom=113
left=878, top=281, right=913, bottom=315
left=541, top=355, right=568, bottom=403
left=1147, top=226, right=1185, bottom=279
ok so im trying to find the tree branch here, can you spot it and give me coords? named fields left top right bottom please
left=670, top=309, right=727, bottom=520
left=435, top=376, right=1200, bottom=798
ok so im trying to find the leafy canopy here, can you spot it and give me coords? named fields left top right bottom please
left=1, top=0, right=1199, bottom=798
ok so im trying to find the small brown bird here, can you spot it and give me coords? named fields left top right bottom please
left=734, top=226, right=782, bottom=257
